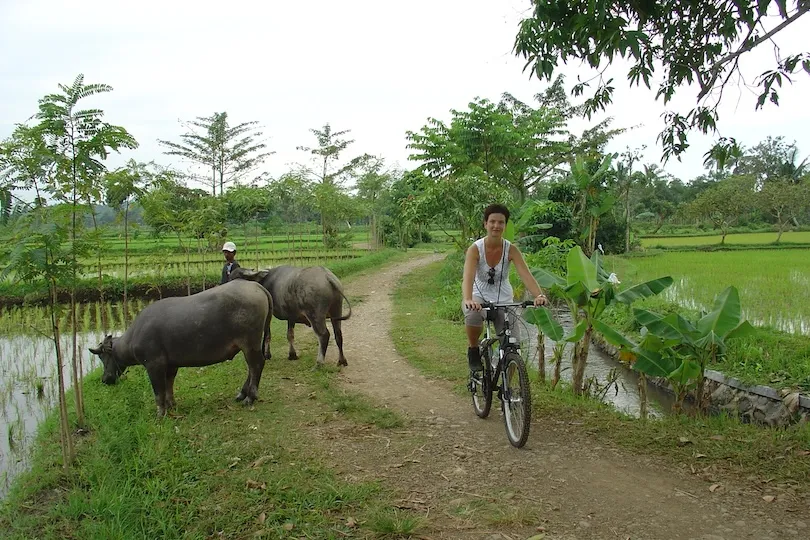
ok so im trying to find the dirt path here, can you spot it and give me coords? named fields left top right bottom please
left=310, top=254, right=808, bottom=540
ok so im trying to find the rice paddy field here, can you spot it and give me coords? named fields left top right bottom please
left=607, top=249, right=810, bottom=334
left=640, top=230, right=810, bottom=248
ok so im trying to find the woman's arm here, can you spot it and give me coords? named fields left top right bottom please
left=462, top=244, right=481, bottom=310
left=509, top=244, right=548, bottom=306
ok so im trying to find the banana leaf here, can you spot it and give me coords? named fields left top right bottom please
left=566, top=246, right=598, bottom=291
left=697, top=286, right=742, bottom=338
left=614, top=276, right=673, bottom=304
left=632, top=347, right=679, bottom=378
left=531, top=267, right=565, bottom=289
left=592, top=319, right=636, bottom=349
left=523, top=307, right=565, bottom=342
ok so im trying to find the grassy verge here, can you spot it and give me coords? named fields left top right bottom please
left=0, top=331, right=421, bottom=540
left=391, top=260, right=810, bottom=490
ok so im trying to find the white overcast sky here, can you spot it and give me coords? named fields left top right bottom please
left=2, top=0, right=809, bottom=190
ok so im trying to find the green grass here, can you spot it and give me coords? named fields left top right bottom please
left=0, top=315, right=417, bottom=539
left=391, top=260, right=810, bottom=490
left=606, top=249, right=810, bottom=333
left=601, top=249, right=810, bottom=389
left=641, top=230, right=810, bottom=247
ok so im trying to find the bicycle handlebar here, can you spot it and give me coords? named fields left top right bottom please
left=480, top=300, right=535, bottom=310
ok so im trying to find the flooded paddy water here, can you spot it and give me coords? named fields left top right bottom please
left=0, top=301, right=142, bottom=498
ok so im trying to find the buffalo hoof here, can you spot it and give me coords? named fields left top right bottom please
left=235, top=391, right=247, bottom=402
left=288, top=352, right=298, bottom=361
left=242, top=396, right=256, bottom=406
left=310, top=363, right=324, bottom=372
left=338, top=358, right=348, bottom=367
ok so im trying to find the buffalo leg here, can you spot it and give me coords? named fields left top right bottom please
left=165, top=366, right=179, bottom=411
left=263, top=324, right=272, bottom=360
left=287, top=320, right=298, bottom=360
left=331, top=318, right=347, bottom=367
left=236, top=373, right=250, bottom=402
left=145, top=364, right=169, bottom=417
left=311, top=317, right=330, bottom=367
left=242, top=349, right=266, bottom=406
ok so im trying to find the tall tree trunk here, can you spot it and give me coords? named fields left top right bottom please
left=123, top=199, right=129, bottom=328
left=50, top=279, right=74, bottom=468
left=70, top=185, right=85, bottom=429
left=625, top=190, right=631, bottom=253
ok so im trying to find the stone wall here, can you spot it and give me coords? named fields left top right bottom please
left=591, top=334, right=810, bottom=427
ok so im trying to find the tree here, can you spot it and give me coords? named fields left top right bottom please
left=758, top=181, right=810, bottom=242
left=615, top=147, right=645, bottom=252
left=408, top=171, right=512, bottom=250
left=267, top=172, right=315, bottom=224
left=2, top=205, right=77, bottom=468
left=406, top=95, right=572, bottom=202
left=104, top=160, right=151, bottom=323
left=34, top=74, right=138, bottom=430
left=686, top=176, right=757, bottom=243
left=159, top=112, right=272, bottom=196
left=734, top=136, right=809, bottom=186
left=355, top=159, right=393, bottom=248
left=514, top=1, right=810, bottom=163
left=297, top=123, right=371, bottom=246
left=568, top=153, right=616, bottom=256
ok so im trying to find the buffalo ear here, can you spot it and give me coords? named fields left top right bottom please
left=256, top=269, right=270, bottom=280
left=89, top=347, right=101, bottom=355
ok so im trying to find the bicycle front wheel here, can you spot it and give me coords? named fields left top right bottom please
left=470, top=348, right=492, bottom=418
left=501, top=352, right=532, bottom=448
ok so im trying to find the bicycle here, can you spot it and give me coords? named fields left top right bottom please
left=467, top=300, right=533, bottom=448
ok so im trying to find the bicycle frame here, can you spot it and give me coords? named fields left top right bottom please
left=479, top=301, right=532, bottom=387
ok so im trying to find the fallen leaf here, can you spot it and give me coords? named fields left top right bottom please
left=257, top=512, right=266, bottom=525
left=709, top=435, right=725, bottom=441
left=709, top=484, right=722, bottom=492
left=346, top=517, right=357, bottom=528
left=283, top=523, right=294, bottom=531
left=762, top=495, right=776, bottom=503
left=526, top=535, right=546, bottom=540
left=695, top=453, right=707, bottom=458
left=228, top=457, right=242, bottom=469
left=245, top=479, right=266, bottom=490
left=678, top=437, right=693, bottom=446
left=797, top=450, right=810, bottom=457
left=249, top=455, right=274, bottom=468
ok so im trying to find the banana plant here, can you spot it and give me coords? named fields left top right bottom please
left=628, top=286, right=756, bottom=410
left=523, top=306, right=585, bottom=389
left=530, top=245, right=673, bottom=395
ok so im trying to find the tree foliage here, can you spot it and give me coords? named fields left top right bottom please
left=514, top=1, right=810, bottom=163
left=159, top=112, right=272, bottom=196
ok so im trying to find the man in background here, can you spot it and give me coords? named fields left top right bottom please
left=221, top=241, right=240, bottom=284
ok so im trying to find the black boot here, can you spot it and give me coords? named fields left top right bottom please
left=467, top=346, right=482, bottom=371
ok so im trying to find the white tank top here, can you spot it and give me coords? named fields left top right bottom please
left=472, top=238, right=513, bottom=303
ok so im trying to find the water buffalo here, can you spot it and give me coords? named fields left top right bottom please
left=89, top=279, right=274, bottom=417
left=230, top=265, right=352, bottom=367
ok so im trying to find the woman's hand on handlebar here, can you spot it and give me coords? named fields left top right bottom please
left=532, top=293, right=549, bottom=307
left=464, top=298, right=482, bottom=311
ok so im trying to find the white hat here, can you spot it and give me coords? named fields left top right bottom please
left=222, top=241, right=236, bottom=252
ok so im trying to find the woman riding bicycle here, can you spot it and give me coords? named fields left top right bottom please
left=462, top=203, right=549, bottom=372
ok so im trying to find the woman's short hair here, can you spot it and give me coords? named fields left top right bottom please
left=483, top=203, right=510, bottom=223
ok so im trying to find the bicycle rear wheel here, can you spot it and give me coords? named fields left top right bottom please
left=470, top=347, right=492, bottom=418
left=501, top=352, right=531, bottom=448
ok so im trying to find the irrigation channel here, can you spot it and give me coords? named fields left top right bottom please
left=514, top=304, right=677, bottom=418
left=0, top=300, right=675, bottom=499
